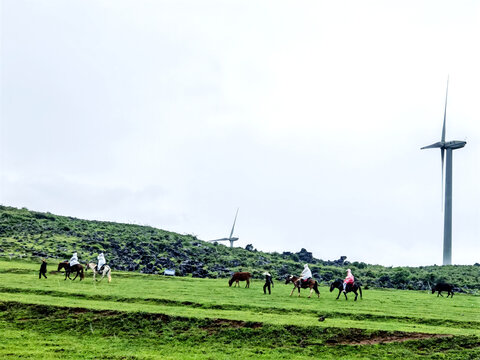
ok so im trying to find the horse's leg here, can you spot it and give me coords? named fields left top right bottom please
left=344, top=291, right=348, bottom=300
left=308, top=287, right=313, bottom=298
left=290, top=287, right=295, bottom=296
left=336, top=289, right=341, bottom=300
left=72, top=271, right=79, bottom=281
left=298, top=286, right=301, bottom=297
left=354, top=290, right=358, bottom=301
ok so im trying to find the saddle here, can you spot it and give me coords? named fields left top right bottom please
left=96, top=264, right=106, bottom=272
left=299, top=278, right=312, bottom=288
left=344, top=282, right=355, bottom=291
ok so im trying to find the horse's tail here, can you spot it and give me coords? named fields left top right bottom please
left=80, top=267, right=85, bottom=280
left=314, top=281, right=320, bottom=296
left=107, top=268, right=112, bottom=283
left=358, top=285, right=363, bottom=299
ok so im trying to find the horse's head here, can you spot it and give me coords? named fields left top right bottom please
left=330, top=279, right=341, bottom=292
left=285, top=275, right=293, bottom=284
left=57, top=262, right=65, bottom=271
left=431, top=286, right=436, bottom=294
left=228, top=278, right=234, bottom=287
left=85, top=263, right=89, bottom=272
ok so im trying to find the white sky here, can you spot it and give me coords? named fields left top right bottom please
left=1, top=0, right=479, bottom=266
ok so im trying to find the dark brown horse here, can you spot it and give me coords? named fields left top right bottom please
left=228, top=272, right=251, bottom=288
left=330, top=279, right=362, bottom=301
left=57, top=261, right=84, bottom=281
left=285, top=275, right=320, bottom=298
left=432, top=283, right=454, bottom=298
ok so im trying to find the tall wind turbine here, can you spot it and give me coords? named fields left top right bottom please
left=421, top=79, right=466, bottom=265
left=208, top=209, right=239, bottom=248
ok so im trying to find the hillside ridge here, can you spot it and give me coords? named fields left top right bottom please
left=0, top=205, right=478, bottom=292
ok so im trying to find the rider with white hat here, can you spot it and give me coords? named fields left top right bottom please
left=69, top=252, right=79, bottom=267
left=97, top=253, right=106, bottom=272
left=300, top=264, right=312, bottom=285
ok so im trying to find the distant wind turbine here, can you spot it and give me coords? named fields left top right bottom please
left=208, top=209, right=239, bottom=248
left=421, top=79, right=466, bottom=265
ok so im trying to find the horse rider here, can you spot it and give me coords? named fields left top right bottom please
left=263, top=272, right=274, bottom=295
left=299, top=264, right=312, bottom=287
left=343, top=268, right=355, bottom=293
left=96, top=252, right=106, bottom=272
left=69, top=252, right=80, bottom=267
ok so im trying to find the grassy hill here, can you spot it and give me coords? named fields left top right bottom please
left=0, top=259, right=479, bottom=359
left=0, top=205, right=479, bottom=292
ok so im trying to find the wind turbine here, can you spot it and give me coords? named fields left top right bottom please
left=208, top=209, right=239, bottom=248
left=421, top=79, right=466, bottom=265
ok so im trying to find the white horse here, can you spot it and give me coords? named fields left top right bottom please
left=85, top=262, right=112, bottom=283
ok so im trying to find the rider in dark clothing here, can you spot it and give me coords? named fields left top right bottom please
left=263, top=272, right=274, bottom=294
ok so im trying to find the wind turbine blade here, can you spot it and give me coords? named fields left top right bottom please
left=441, top=77, right=449, bottom=143
left=441, top=148, right=445, bottom=212
left=421, top=142, right=443, bottom=149
left=229, top=208, right=239, bottom=239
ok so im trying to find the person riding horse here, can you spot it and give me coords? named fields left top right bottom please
left=343, top=268, right=355, bottom=293
left=96, top=253, right=106, bottom=272
left=69, top=252, right=80, bottom=268
left=299, top=264, right=312, bottom=288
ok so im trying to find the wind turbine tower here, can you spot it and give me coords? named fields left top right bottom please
left=421, top=80, right=466, bottom=265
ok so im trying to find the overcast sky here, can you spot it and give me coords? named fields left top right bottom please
left=1, top=1, right=479, bottom=266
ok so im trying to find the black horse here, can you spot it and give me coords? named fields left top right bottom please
left=432, top=283, right=454, bottom=298
left=330, top=279, right=362, bottom=301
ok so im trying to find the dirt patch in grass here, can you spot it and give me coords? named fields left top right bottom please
left=326, top=329, right=452, bottom=345
left=212, top=318, right=262, bottom=328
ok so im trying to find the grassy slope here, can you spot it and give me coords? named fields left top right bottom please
left=0, top=260, right=479, bottom=359
left=1, top=205, right=479, bottom=292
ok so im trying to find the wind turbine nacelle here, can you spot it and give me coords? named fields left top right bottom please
left=209, top=237, right=239, bottom=242
left=444, top=140, right=466, bottom=150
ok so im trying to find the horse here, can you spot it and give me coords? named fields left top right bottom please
left=285, top=275, right=320, bottom=298
left=228, top=272, right=251, bottom=288
left=57, top=261, right=84, bottom=281
left=85, top=262, right=112, bottom=283
left=432, top=282, right=454, bottom=298
left=330, top=279, right=362, bottom=301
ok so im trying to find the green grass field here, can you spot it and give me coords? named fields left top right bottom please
left=0, top=259, right=479, bottom=359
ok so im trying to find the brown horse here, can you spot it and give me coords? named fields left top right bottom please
left=228, top=272, right=251, bottom=288
left=57, top=261, right=84, bottom=281
left=285, top=275, right=320, bottom=298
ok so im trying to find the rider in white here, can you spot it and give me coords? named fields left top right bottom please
left=97, top=253, right=106, bottom=272
left=300, top=264, right=312, bottom=283
left=69, top=252, right=79, bottom=267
